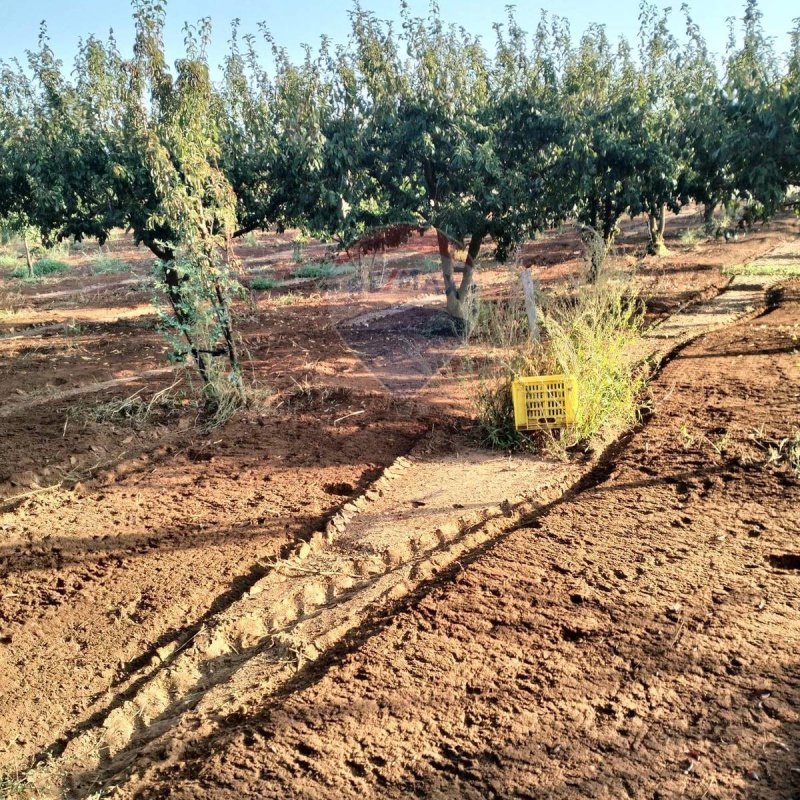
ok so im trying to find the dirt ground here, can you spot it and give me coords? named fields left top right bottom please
left=0, top=210, right=798, bottom=792
left=114, top=286, right=800, bottom=800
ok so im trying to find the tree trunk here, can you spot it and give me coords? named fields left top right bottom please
left=160, top=260, right=211, bottom=386
left=601, top=197, right=618, bottom=246
left=141, top=237, right=210, bottom=386
left=213, top=279, right=242, bottom=385
left=437, top=230, right=481, bottom=321
left=23, top=236, right=33, bottom=278
left=647, top=205, right=669, bottom=256
left=587, top=236, right=608, bottom=284
left=702, top=202, right=716, bottom=233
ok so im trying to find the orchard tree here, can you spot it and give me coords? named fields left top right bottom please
left=343, top=4, right=493, bottom=319
left=722, top=0, right=789, bottom=217
left=0, top=66, right=33, bottom=273
left=676, top=7, right=732, bottom=230
left=489, top=10, right=571, bottom=257
left=0, top=3, right=245, bottom=404
left=635, top=3, right=687, bottom=255
left=218, top=25, right=344, bottom=238
left=119, top=2, right=243, bottom=401
left=0, top=27, right=121, bottom=250
left=559, top=26, right=645, bottom=278
left=335, top=4, right=565, bottom=319
left=0, top=33, right=92, bottom=275
left=786, top=19, right=800, bottom=193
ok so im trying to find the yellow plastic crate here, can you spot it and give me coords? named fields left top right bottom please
left=511, top=374, right=577, bottom=431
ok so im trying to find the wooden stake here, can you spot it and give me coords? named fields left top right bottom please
left=521, top=269, right=540, bottom=342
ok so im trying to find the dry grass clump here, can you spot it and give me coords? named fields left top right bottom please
left=470, top=274, right=645, bottom=451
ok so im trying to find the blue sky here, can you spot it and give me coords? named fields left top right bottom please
left=1, top=1, right=797, bottom=72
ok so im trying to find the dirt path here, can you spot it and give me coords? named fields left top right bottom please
left=112, top=285, right=800, bottom=800
left=0, top=394, right=426, bottom=777
left=643, top=241, right=800, bottom=341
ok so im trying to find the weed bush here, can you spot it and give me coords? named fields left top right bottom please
left=251, top=275, right=280, bottom=290
left=9, top=258, right=70, bottom=279
left=269, top=291, right=305, bottom=306
left=679, top=226, right=707, bottom=246
left=0, top=254, right=20, bottom=270
left=752, top=428, right=800, bottom=477
left=292, top=262, right=354, bottom=279
left=89, top=253, right=129, bottom=273
left=474, top=277, right=645, bottom=450
left=725, top=259, right=800, bottom=277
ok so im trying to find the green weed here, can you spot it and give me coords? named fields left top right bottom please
left=679, top=226, right=707, bottom=246
left=751, top=428, right=800, bottom=478
left=9, top=258, right=70, bottom=279
left=724, top=260, right=800, bottom=278
left=420, top=256, right=440, bottom=273
left=269, top=291, right=304, bottom=306
left=0, top=773, right=27, bottom=797
left=250, top=275, right=280, bottom=290
left=292, top=262, right=355, bottom=280
left=89, top=253, right=129, bottom=274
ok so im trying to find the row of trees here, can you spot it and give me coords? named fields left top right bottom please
left=0, top=0, right=798, bottom=394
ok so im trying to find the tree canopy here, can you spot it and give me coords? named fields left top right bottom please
left=0, top=0, right=796, bottom=346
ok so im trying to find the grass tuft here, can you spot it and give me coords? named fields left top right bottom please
left=70, top=380, right=186, bottom=429
left=0, top=774, right=27, bottom=797
left=292, top=262, right=354, bottom=280
left=9, top=258, right=70, bottom=279
left=751, top=427, right=800, bottom=478
left=267, top=291, right=309, bottom=306
left=725, top=260, right=800, bottom=278
left=89, top=253, right=129, bottom=274
left=250, top=275, right=280, bottom=290
left=679, top=226, right=707, bottom=246
left=473, top=277, right=645, bottom=451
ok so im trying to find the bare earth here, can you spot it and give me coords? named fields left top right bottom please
left=0, top=212, right=798, bottom=798
left=118, top=286, right=800, bottom=800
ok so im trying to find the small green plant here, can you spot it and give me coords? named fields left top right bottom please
left=0, top=254, right=20, bottom=270
left=89, top=253, right=129, bottom=274
left=474, top=357, right=539, bottom=451
left=678, top=422, right=696, bottom=449
left=291, top=241, right=305, bottom=263
left=292, top=262, right=354, bottom=280
left=751, top=428, right=800, bottom=478
left=250, top=275, right=280, bottom=290
left=420, top=256, right=440, bottom=273
left=710, top=432, right=731, bottom=456
left=0, top=773, right=27, bottom=797
left=201, top=380, right=273, bottom=431
left=463, top=290, right=531, bottom=349
left=679, top=226, right=706, bottom=246
left=10, top=258, right=70, bottom=279
left=0, top=753, right=67, bottom=800
left=269, top=291, right=304, bottom=306
left=724, top=259, right=800, bottom=278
